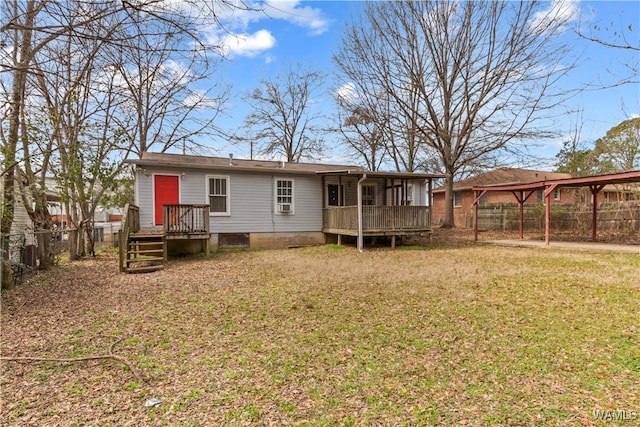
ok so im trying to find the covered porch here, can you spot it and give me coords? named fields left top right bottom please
left=317, top=170, right=444, bottom=250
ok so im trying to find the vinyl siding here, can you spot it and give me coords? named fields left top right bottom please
left=134, top=166, right=324, bottom=232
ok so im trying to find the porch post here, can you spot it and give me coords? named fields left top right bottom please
left=428, top=178, right=433, bottom=230
left=357, top=174, right=367, bottom=252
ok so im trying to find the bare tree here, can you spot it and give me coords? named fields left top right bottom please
left=333, top=1, right=575, bottom=227
left=108, top=15, right=230, bottom=156
left=238, top=64, right=326, bottom=162
left=335, top=100, right=388, bottom=171
left=0, top=0, right=253, bottom=286
left=575, top=9, right=639, bottom=87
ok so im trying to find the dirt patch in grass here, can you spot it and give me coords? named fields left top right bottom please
left=1, top=243, right=639, bottom=426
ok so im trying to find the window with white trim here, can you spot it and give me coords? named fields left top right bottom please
left=276, top=178, right=294, bottom=214
left=454, top=191, right=463, bottom=208
left=362, top=184, right=375, bottom=206
left=207, top=175, right=230, bottom=216
left=554, top=187, right=561, bottom=201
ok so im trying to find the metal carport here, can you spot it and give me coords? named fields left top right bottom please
left=472, top=170, right=640, bottom=246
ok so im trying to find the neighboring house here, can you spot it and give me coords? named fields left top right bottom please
left=1, top=174, right=63, bottom=239
left=432, top=168, right=573, bottom=227
left=0, top=174, right=63, bottom=269
left=123, top=152, right=443, bottom=271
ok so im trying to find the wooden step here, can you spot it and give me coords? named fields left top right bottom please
left=130, top=235, right=164, bottom=241
left=127, top=248, right=164, bottom=255
left=128, top=240, right=163, bottom=246
left=122, top=231, right=167, bottom=274
left=126, top=265, right=165, bottom=273
left=126, top=256, right=164, bottom=265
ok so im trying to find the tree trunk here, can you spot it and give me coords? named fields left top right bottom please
left=441, top=172, right=455, bottom=228
left=68, top=229, right=81, bottom=261
left=35, top=229, right=53, bottom=270
left=2, top=0, right=37, bottom=289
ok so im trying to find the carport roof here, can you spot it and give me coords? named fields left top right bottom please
left=471, top=170, right=640, bottom=248
left=472, top=170, right=640, bottom=192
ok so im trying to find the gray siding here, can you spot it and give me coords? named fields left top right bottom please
left=135, top=166, right=324, bottom=233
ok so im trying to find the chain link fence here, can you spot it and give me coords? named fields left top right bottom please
left=1, top=224, right=120, bottom=287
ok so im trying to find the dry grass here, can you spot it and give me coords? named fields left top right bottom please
left=1, top=237, right=639, bottom=426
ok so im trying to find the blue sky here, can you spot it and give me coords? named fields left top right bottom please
left=196, top=0, right=639, bottom=169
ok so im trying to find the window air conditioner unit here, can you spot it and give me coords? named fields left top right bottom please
left=279, top=203, right=291, bottom=213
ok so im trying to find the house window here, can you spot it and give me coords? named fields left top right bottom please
left=362, top=184, right=375, bottom=206
left=276, top=178, right=294, bottom=214
left=554, top=187, right=561, bottom=201
left=603, top=192, right=610, bottom=203
left=454, top=191, right=462, bottom=208
left=207, top=175, right=230, bottom=216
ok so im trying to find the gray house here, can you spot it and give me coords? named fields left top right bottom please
left=121, top=152, right=442, bottom=272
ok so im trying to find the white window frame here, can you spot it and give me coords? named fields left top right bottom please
left=275, top=178, right=294, bottom=215
left=362, top=183, right=376, bottom=206
left=206, top=175, right=230, bottom=216
left=554, top=187, right=561, bottom=201
left=454, top=191, right=463, bottom=208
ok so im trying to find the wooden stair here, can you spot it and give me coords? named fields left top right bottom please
left=123, top=232, right=166, bottom=273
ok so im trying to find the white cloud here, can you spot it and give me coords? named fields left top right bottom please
left=336, top=82, right=358, bottom=104
left=196, top=1, right=330, bottom=59
left=531, top=0, right=581, bottom=33
left=216, top=1, right=330, bottom=35
left=183, top=90, right=220, bottom=109
left=262, top=0, right=330, bottom=36
left=209, top=29, right=276, bottom=58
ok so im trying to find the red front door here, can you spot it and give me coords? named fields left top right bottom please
left=154, top=175, right=179, bottom=225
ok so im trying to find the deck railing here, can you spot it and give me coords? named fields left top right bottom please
left=323, top=205, right=431, bottom=233
left=163, top=204, right=209, bottom=234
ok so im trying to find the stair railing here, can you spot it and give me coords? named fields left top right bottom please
left=119, top=204, right=140, bottom=272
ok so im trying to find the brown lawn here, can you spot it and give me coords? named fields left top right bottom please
left=1, top=231, right=639, bottom=426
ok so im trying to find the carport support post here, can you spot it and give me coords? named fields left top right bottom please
left=474, top=191, right=479, bottom=242
left=589, top=184, right=605, bottom=242
left=472, top=190, right=487, bottom=242
left=512, top=190, right=525, bottom=240
left=544, top=190, right=551, bottom=246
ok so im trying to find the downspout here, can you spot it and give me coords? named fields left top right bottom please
left=357, top=173, right=367, bottom=253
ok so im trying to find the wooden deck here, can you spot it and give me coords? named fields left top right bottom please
left=120, top=204, right=210, bottom=273
left=322, top=205, right=432, bottom=236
